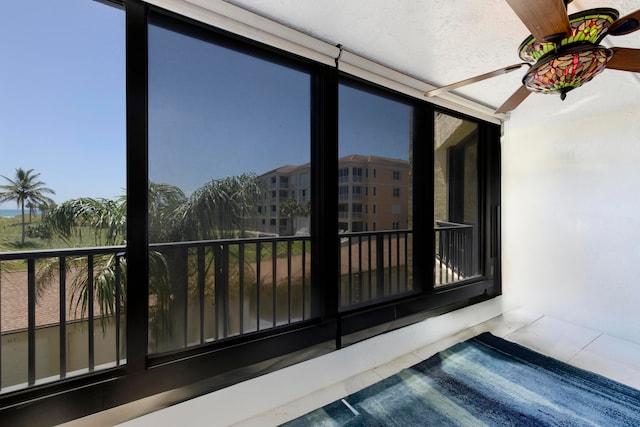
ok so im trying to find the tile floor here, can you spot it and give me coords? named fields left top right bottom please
left=238, top=310, right=640, bottom=426
left=65, top=305, right=640, bottom=426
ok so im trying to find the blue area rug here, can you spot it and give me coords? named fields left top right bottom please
left=282, top=332, right=640, bottom=426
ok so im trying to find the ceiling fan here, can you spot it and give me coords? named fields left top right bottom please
left=424, top=0, right=640, bottom=113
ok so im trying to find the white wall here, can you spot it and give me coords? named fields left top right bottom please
left=502, top=96, right=640, bottom=343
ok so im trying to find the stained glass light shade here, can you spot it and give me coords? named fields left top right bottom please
left=523, top=45, right=612, bottom=95
left=517, top=8, right=618, bottom=96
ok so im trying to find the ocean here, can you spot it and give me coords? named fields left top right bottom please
left=0, top=209, right=23, bottom=218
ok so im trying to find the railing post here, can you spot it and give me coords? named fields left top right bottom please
left=222, top=244, right=230, bottom=337
left=115, top=253, right=122, bottom=366
left=59, top=257, right=67, bottom=377
left=88, top=255, right=95, bottom=372
left=347, top=236, right=352, bottom=306
left=356, top=235, right=362, bottom=304
left=197, top=246, right=205, bottom=344
left=272, top=240, right=277, bottom=327
left=239, top=242, right=245, bottom=334
left=27, top=258, right=36, bottom=386
left=256, top=241, right=261, bottom=331
left=287, top=240, right=292, bottom=324
left=376, top=233, right=384, bottom=298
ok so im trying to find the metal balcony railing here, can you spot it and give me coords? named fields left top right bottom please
left=339, top=230, right=412, bottom=309
left=0, top=224, right=475, bottom=393
left=435, top=221, right=476, bottom=286
left=147, top=236, right=312, bottom=353
left=0, top=246, right=126, bottom=393
left=0, top=234, right=313, bottom=392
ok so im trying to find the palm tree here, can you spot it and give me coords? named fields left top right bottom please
left=38, top=202, right=52, bottom=218
left=279, top=199, right=311, bottom=235
left=37, top=175, right=263, bottom=344
left=0, top=168, right=55, bottom=245
left=38, top=195, right=129, bottom=329
left=26, top=201, right=36, bottom=223
left=172, top=173, right=263, bottom=241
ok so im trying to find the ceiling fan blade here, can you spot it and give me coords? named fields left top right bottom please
left=424, top=64, right=527, bottom=97
left=608, top=9, right=640, bottom=36
left=607, top=47, right=640, bottom=72
left=495, top=85, right=531, bottom=114
left=505, top=0, right=572, bottom=42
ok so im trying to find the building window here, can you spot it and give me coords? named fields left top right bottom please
left=373, top=204, right=377, bottom=214
left=373, top=168, right=377, bottom=178
left=393, top=187, right=400, bottom=197
left=392, top=221, right=400, bottom=230
left=373, top=186, right=377, bottom=196
left=352, top=204, right=363, bottom=218
left=338, top=186, right=349, bottom=200
left=393, top=170, right=400, bottom=180
left=338, top=167, right=349, bottom=183
left=352, top=167, right=363, bottom=182
left=352, top=186, right=363, bottom=200
left=391, top=204, right=401, bottom=215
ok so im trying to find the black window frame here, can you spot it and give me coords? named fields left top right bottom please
left=0, top=1, right=500, bottom=424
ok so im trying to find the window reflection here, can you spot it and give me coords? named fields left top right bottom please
left=434, top=112, right=480, bottom=286
left=337, top=83, right=414, bottom=308
left=148, top=15, right=312, bottom=353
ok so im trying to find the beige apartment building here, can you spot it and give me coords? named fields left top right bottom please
left=256, top=155, right=410, bottom=235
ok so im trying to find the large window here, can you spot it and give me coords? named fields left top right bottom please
left=0, top=3, right=500, bottom=423
left=147, top=13, right=312, bottom=353
left=338, top=82, right=414, bottom=308
left=434, top=112, right=481, bottom=286
left=0, top=0, right=125, bottom=392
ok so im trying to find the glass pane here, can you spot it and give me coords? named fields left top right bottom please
left=0, top=0, right=125, bottom=391
left=434, top=111, right=480, bottom=286
left=338, top=83, right=413, bottom=308
left=148, top=14, right=312, bottom=353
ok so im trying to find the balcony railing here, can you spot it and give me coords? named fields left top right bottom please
left=0, top=234, right=313, bottom=392
left=147, top=236, right=312, bottom=354
left=0, top=246, right=126, bottom=393
left=435, top=221, right=476, bottom=286
left=339, top=230, right=412, bottom=309
left=0, top=225, right=476, bottom=393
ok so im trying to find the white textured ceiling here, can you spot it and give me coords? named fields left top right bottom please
left=226, top=0, right=640, bottom=119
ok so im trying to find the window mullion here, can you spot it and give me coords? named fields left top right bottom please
left=125, top=0, right=149, bottom=373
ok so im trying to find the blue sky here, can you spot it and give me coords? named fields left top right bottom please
left=2, top=0, right=410, bottom=208
left=0, top=0, right=125, bottom=209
